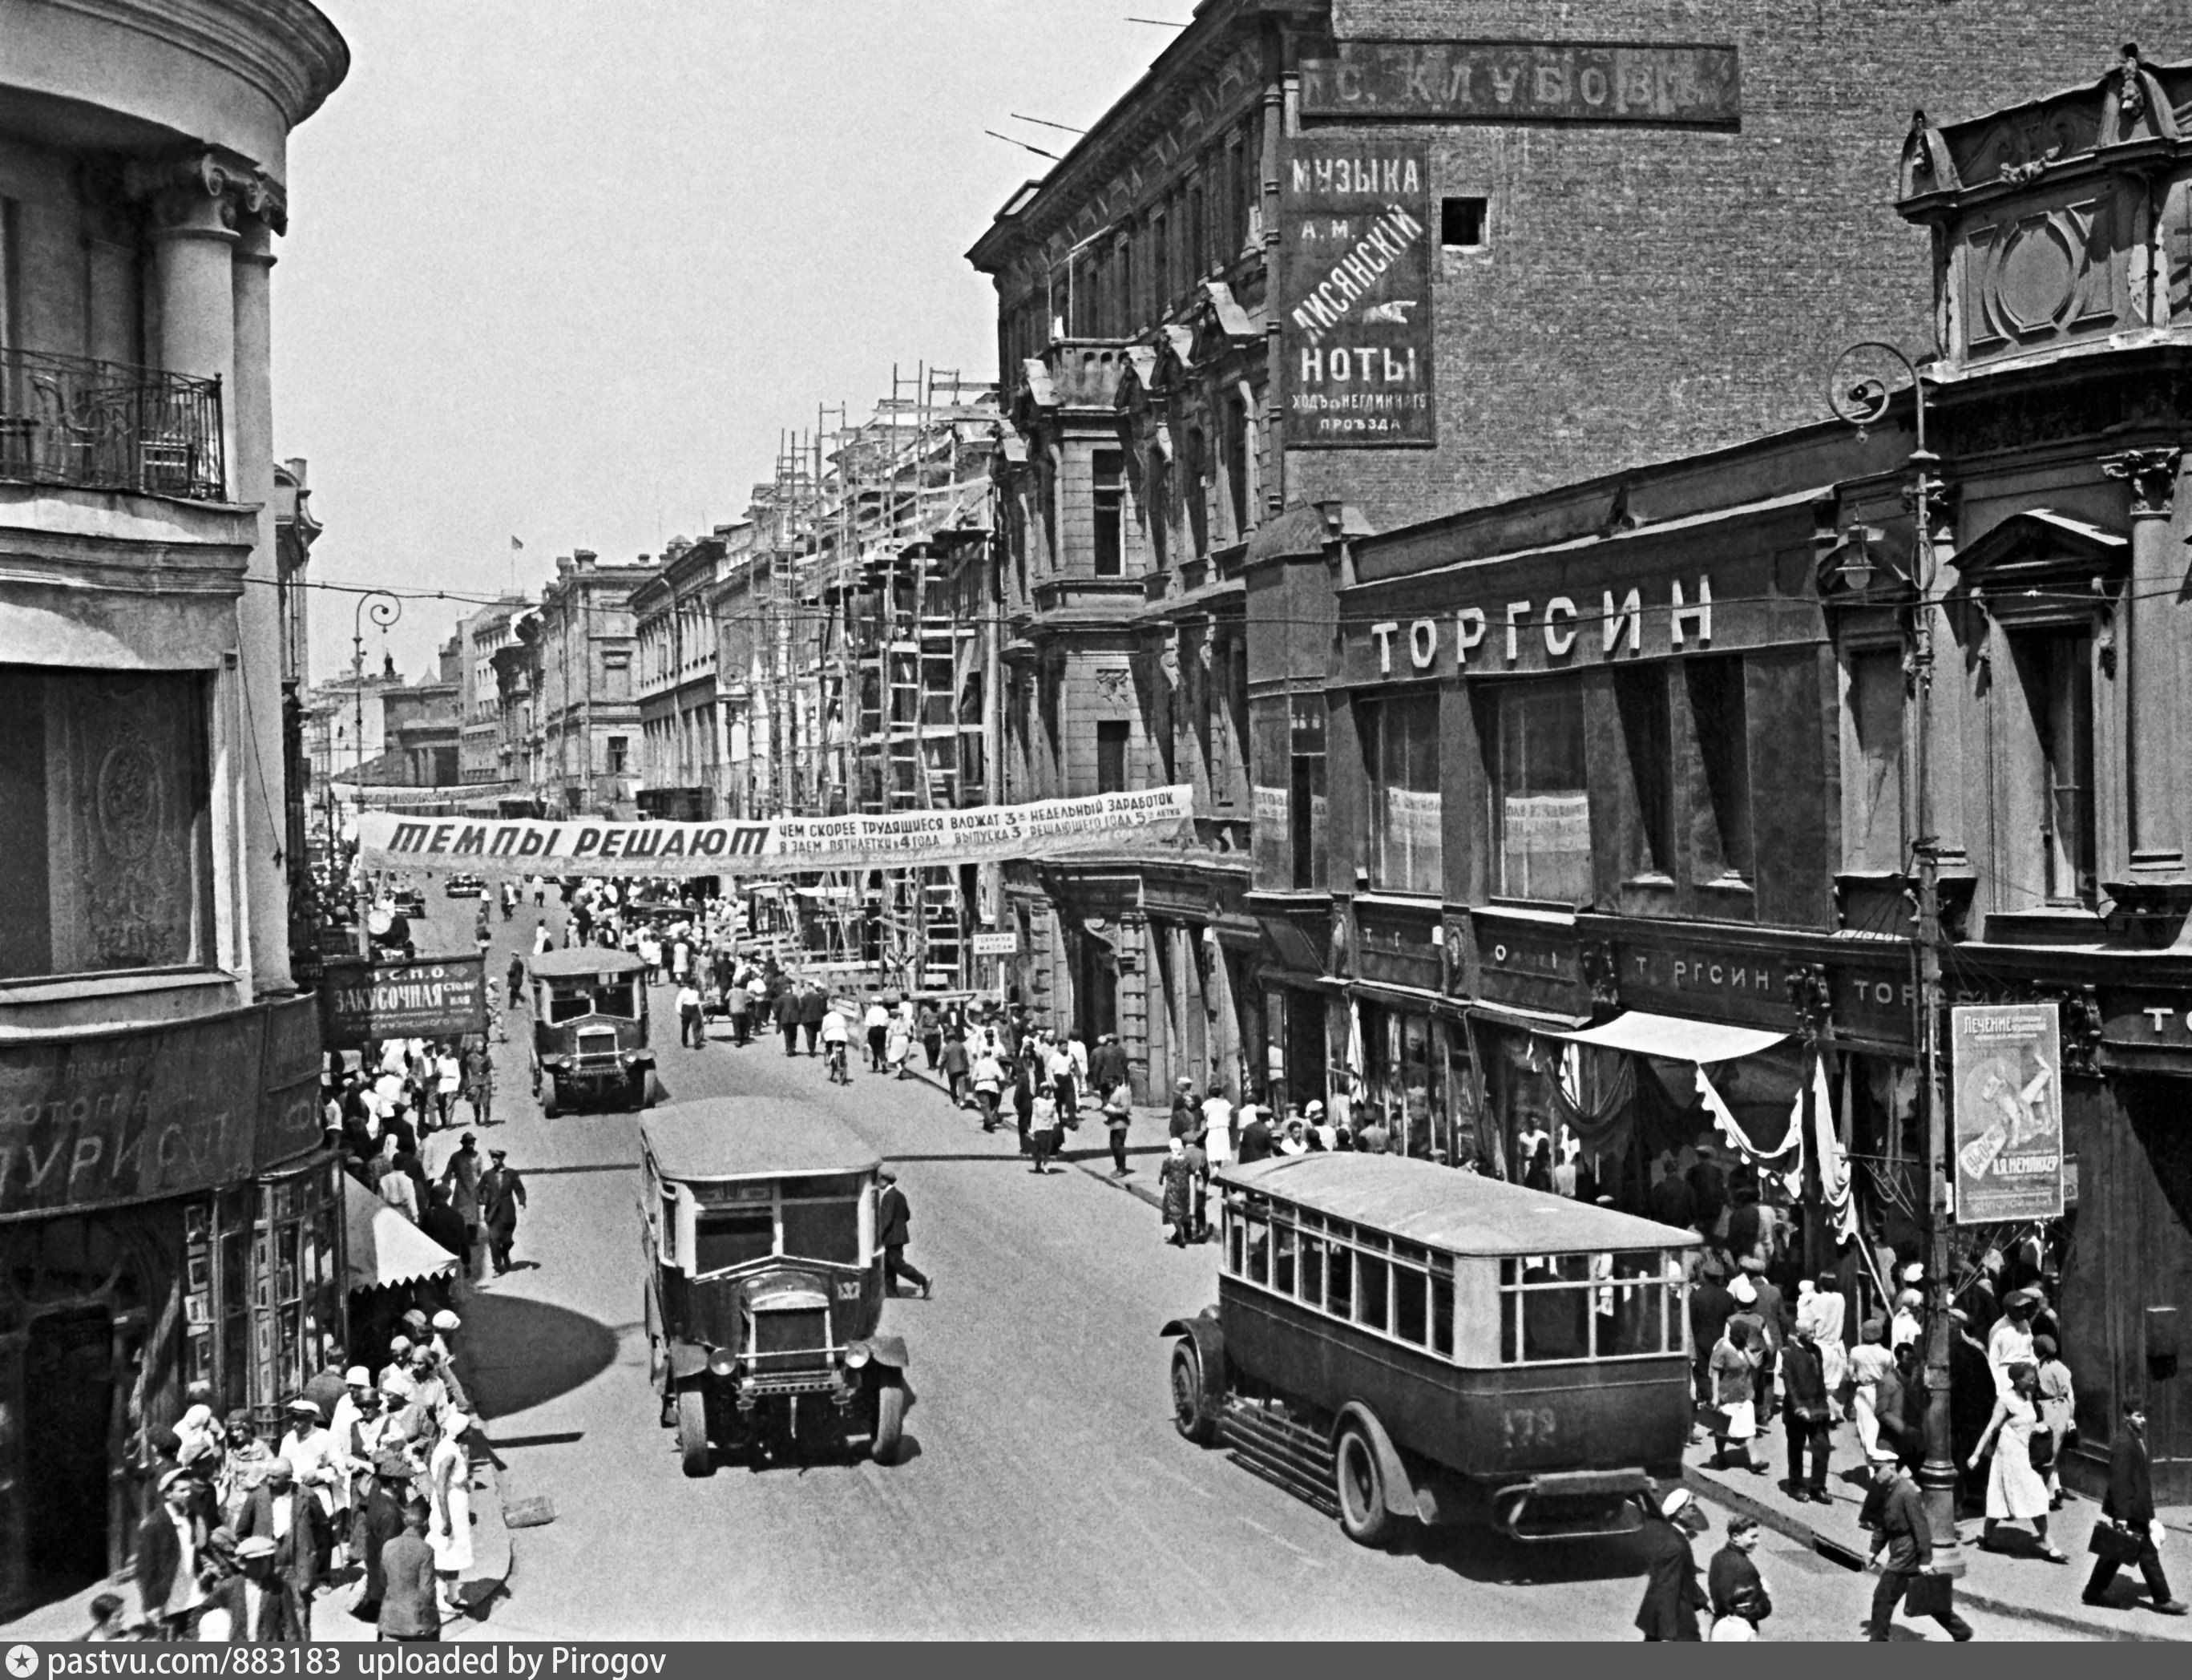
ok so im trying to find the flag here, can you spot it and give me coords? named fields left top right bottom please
left=511, top=535, right=523, bottom=551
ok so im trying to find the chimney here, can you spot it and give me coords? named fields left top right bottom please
left=574, top=548, right=597, bottom=571
left=555, top=555, right=573, bottom=576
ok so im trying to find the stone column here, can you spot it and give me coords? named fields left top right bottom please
left=232, top=211, right=293, bottom=990
left=141, top=157, right=240, bottom=489
left=2103, top=447, right=2186, bottom=883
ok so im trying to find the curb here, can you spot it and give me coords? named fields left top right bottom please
left=894, top=1064, right=1170, bottom=1213
left=1682, top=1463, right=2179, bottom=1643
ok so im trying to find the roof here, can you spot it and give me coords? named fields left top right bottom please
left=642, top=1100, right=881, bottom=1182
left=1215, top=1154, right=1701, bottom=1257
left=528, top=948, right=648, bottom=979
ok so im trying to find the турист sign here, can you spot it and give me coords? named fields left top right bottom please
left=1950, top=1004, right=2065, bottom=1222
left=1280, top=138, right=1435, bottom=449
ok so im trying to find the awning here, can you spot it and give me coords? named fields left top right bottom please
left=344, top=1173, right=458, bottom=1292
left=1546, top=1010, right=1788, bottom=1064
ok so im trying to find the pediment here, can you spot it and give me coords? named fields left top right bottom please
left=1945, top=507, right=2128, bottom=593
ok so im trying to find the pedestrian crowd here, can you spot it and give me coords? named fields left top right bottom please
left=121, top=1302, right=484, bottom=1642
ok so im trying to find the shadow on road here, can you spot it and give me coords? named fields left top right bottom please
left=462, top=1293, right=623, bottom=1420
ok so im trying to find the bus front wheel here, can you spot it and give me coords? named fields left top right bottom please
left=871, top=1382, right=906, bottom=1464
left=540, top=1074, right=559, bottom=1118
left=676, top=1387, right=712, bottom=1477
left=1170, top=1340, right=1218, bottom=1445
left=1334, top=1421, right=1395, bottom=1547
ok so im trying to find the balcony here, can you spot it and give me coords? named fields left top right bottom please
left=0, top=347, right=226, bottom=502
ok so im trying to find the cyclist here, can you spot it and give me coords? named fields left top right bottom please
left=821, top=997, right=853, bottom=1084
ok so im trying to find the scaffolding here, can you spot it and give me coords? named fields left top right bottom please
left=736, top=365, right=999, bottom=990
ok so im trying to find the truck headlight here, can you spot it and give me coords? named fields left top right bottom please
left=844, top=1343, right=870, bottom=1369
left=707, top=1349, right=737, bottom=1377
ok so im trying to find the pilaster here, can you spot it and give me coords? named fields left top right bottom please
left=2102, top=446, right=2188, bottom=892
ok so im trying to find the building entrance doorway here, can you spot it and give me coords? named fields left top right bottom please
left=24, top=1306, right=116, bottom=1597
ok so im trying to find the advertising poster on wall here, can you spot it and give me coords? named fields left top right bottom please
left=1279, top=135, right=1435, bottom=448
left=1950, top=1003, right=2065, bottom=1222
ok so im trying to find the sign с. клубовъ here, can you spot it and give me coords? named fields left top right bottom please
left=1280, top=138, right=1435, bottom=449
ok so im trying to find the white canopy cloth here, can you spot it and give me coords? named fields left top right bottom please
left=344, top=1173, right=458, bottom=1291
left=1546, top=1011, right=1788, bottom=1065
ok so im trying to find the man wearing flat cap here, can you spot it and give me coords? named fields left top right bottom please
left=136, top=1466, right=208, bottom=1638
left=235, top=1457, right=328, bottom=1624
left=351, top=1451, right=415, bottom=1623
left=277, top=1398, right=341, bottom=1577
left=479, top=1147, right=527, bottom=1274
left=201, top=1533, right=302, bottom=1642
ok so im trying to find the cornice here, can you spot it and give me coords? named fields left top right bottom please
left=35, top=0, right=350, bottom=133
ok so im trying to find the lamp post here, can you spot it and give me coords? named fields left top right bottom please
left=352, top=591, right=401, bottom=956
left=1827, top=341, right=1963, bottom=1576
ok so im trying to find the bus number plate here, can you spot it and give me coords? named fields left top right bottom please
left=1503, top=1407, right=1557, bottom=1450
left=836, top=1281, right=860, bottom=1300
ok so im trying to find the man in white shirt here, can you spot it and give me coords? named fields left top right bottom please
left=432, top=1045, right=462, bottom=1131
left=1201, top=1087, right=1236, bottom=1167
left=378, top=1156, right=419, bottom=1223
left=277, top=1399, right=342, bottom=1533
left=1046, top=1038, right=1079, bottom=1125
left=676, top=980, right=705, bottom=1049
left=863, top=1000, right=891, bottom=1071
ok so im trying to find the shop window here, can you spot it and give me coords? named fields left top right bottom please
left=1092, top=449, right=1125, bottom=576
left=0, top=666, right=214, bottom=982
left=1685, top=656, right=1754, bottom=882
left=1362, top=692, right=1443, bottom=895
left=1613, top=664, right=1673, bottom=878
left=1845, top=647, right=1907, bottom=874
left=1488, top=676, right=1590, bottom=903
left=2009, top=627, right=2097, bottom=907
left=1290, top=698, right=1327, bottom=890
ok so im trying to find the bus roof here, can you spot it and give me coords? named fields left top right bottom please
left=641, top=1100, right=881, bottom=1183
left=1215, top=1153, right=1700, bottom=1256
left=529, top=949, right=648, bottom=979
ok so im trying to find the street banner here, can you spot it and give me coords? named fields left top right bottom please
left=1280, top=135, right=1435, bottom=448
left=1950, top=1003, right=2065, bottom=1222
left=321, top=953, right=488, bottom=1048
left=354, top=785, right=1197, bottom=879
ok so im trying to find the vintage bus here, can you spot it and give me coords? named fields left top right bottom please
left=1163, top=1153, right=1696, bottom=1545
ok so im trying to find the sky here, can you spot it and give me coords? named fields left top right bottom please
left=276, top=1, right=1193, bottom=684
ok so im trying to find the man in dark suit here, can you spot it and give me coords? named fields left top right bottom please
left=797, top=981, right=826, bottom=1055
left=1088, top=1032, right=1128, bottom=1098
left=1780, top=1325, right=1833, bottom=1503
left=479, top=1148, right=527, bottom=1274
left=2085, top=1395, right=2190, bottom=1615
left=351, top=1452, right=414, bottom=1623
left=377, top=1503, right=441, bottom=1642
left=1632, top=1487, right=1709, bottom=1641
left=876, top=1169, right=930, bottom=1298
left=204, top=1535, right=304, bottom=1642
left=1866, top=1460, right=1973, bottom=1640
left=135, top=1468, right=208, bottom=1637
left=234, top=1459, right=328, bottom=1622
left=1233, top=1107, right=1274, bottom=1164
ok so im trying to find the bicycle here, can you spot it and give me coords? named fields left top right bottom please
left=825, top=1040, right=851, bottom=1085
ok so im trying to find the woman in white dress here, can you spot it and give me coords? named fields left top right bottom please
left=1797, top=1270, right=1849, bottom=1414
left=428, top=1411, right=475, bottom=1614
left=1968, top=1362, right=2065, bottom=1561
left=1847, top=1317, right=1899, bottom=1467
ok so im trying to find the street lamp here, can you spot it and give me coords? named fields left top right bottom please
left=351, top=591, right=401, bottom=955
left=1827, top=340, right=1964, bottom=1577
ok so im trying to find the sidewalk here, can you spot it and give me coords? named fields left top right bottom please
left=1682, top=1416, right=2192, bottom=1642
left=890, top=1060, right=1177, bottom=1214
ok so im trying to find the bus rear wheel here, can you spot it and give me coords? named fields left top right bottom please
left=1170, top=1340, right=1217, bottom=1445
left=1334, top=1421, right=1395, bottom=1547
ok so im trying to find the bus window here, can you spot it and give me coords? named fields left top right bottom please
left=1226, top=1202, right=1244, bottom=1275
left=1392, top=1264, right=1427, bottom=1345
left=1243, top=1209, right=1270, bottom=1286
left=693, top=1210, right=773, bottom=1274
left=1273, top=1221, right=1298, bottom=1295
left=1600, top=1250, right=1672, bottom=1355
left=1300, top=1233, right=1326, bottom=1308
left=1429, top=1266, right=1454, bottom=1356
left=1328, top=1241, right=1354, bottom=1319
left=1518, top=1258, right=1590, bottom=1362
left=1357, top=1253, right=1390, bottom=1335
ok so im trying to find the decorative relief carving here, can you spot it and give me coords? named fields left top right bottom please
left=1964, top=197, right=2118, bottom=351
left=1094, top=666, right=1132, bottom=704
left=123, top=151, right=288, bottom=235
left=1580, top=940, right=1621, bottom=1009
left=2101, top=446, right=2182, bottom=518
left=1786, top=963, right=1834, bottom=1039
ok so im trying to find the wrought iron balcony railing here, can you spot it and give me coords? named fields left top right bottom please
left=0, top=346, right=225, bottom=502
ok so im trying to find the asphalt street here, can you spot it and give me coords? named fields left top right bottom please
left=416, top=892, right=2064, bottom=1641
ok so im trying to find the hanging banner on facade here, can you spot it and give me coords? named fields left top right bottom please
left=1950, top=1004, right=2065, bottom=1222
left=319, top=954, right=488, bottom=1048
left=1280, top=136, right=1435, bottom=448
left=1300, top=42, right=1742, bottom=127
left=355, top=786, right=1197, bottom=880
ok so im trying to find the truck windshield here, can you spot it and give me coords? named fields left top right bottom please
left=694, top=1211, right=773, bottom=1274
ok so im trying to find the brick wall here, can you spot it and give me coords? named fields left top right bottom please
left=1297, top=2, right=2185, bottom=531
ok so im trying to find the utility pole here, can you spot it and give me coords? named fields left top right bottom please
left=1827, top=341, right=1963, bottom=1577
left=350, top=591, right=400, bottom=958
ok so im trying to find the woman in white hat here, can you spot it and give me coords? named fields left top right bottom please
left=427, top=1410, right=474, bottom=1616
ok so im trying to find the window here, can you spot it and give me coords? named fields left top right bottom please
left=1189, top=182, right=1206, bottom=278
left=1489, top=678, right=1588, bottom=902
left=1092, top=449, right=1125, bottom=575
left=1356, top=1250, right=1391, bottom=1333
left=1441, top=196, right=1488, bottom=249
left=694, top=1211, right=773, bottom=1274
left=606, top=736, right=630, bottom=775
left=1685, top=656, right=1753, bottom=882
left=1096, top=721, right=1129, bottom=794
left=780, top=1194, right=861, bottom=1266
left=1498, top=1251, right=1685, bottom=1363
left=1392, top=1253, right=1428, bottom=1344
left=1846, top=648, right=1906, bottom=873
left=2011, top=627, right=2097, bottom=905
left=1144, top=450, right=1170, bottom=570
left=1185, top=428, right=1209, bottom=558
left=1299, top=1232, right=1326, bottom=1306
left=0, top=666, right=214, bottom=980
left=1613, top=664, right=1673, bottom=878
left=1362, top=692, right=1442, bottom=895
left=1152, top=213, right=1169, bottom=311
left=1290, top=698, right=1326, bottom=890
left=1224, top=397, right=1251, bottom=537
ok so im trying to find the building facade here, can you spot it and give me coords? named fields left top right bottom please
left=533, top=549, right=652, bottom=819
left=457, top=596, right=527, bottom=792
left=632, top=532, right=728, bottom=822
left=0, top=0, right=347, bottom=1613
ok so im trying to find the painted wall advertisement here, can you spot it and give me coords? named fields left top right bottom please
left=1299, top=41, right=1742, bottom=127
left=1950, top=1004, right=2065, bottom=1222
left=320, top=954, right=488, bottom=1048
left=1279, top=136, right=1435, bottom=448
